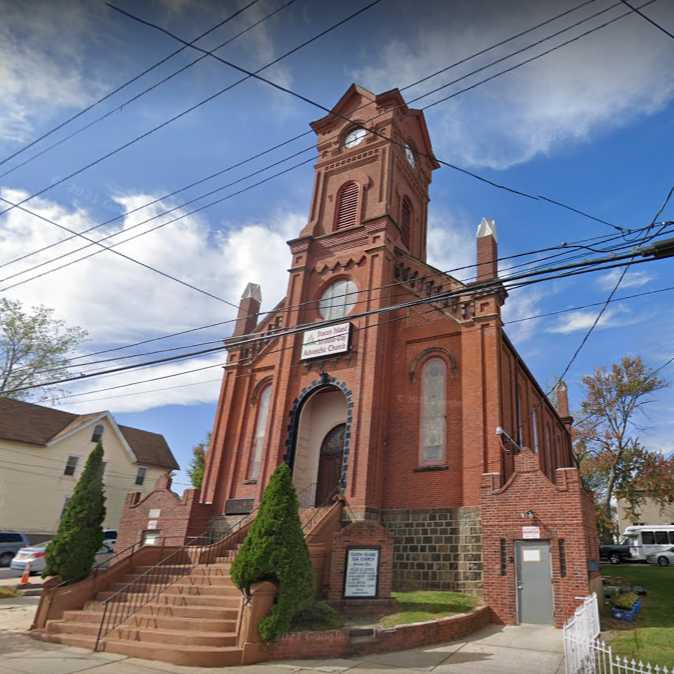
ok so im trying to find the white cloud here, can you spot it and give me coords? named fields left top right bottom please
left=0, top=1, right=106, bottom=144
left=0, top=188, right=301, bottom=411
left=426, top=211, right=474, bottom=277
left=547, top=306, right=626, bottom=334
left=596, top=268, right=653, bottom=290
left=502, top=285, right=545, bottom=344
left=353, top=1, right=674, bottom=169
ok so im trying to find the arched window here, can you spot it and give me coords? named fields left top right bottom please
left=419, top=357, right=447, bottom=465
left=401, top=197, right=412, bottom=248
left=248, top=384, right=272, bottom=480
left=335, top=181, right=359, bottom=230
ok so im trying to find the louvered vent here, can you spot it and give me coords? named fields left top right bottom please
left=335, top=181, right=359, bottom=230
left=401, top=197, right=412, bottom=247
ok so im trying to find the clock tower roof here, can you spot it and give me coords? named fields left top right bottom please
left=310, top=83, right=439, bottom=170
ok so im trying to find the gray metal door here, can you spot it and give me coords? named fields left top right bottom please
left=516, top=541, right=553, bottom=625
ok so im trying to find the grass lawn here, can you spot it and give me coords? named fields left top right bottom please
left=0, top=587, right=18, bottom=599
left=602, top=564, right=674, bottom=667
left=380, top=590, right=479, bottom=627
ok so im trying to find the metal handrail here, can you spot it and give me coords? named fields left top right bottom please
left=49, top=539, right=143, bottom=592
left=92, top=478, right=340, bottom=651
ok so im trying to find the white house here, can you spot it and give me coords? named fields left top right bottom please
left=0, top=398, right=179, bottom=536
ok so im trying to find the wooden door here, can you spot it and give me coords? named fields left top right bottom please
left=315, top=424, right=345, bottom=506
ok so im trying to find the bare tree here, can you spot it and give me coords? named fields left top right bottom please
left=0, top=298, right=87, bottom=402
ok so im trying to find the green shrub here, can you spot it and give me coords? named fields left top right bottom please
left=612, top=592, right=639, bottom=610
left=44, top=443, right=106, bottom=582
left=290, top=601, right=344, bottom=632
left=230, top=463, right=314, bottom=641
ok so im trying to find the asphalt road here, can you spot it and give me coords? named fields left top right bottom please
left=0, top=569, right=20, bottom=580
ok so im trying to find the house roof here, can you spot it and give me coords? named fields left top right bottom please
left=0, top=397, right=179, bottom=470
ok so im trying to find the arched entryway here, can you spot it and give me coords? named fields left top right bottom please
left=292, top=387, right=347, bottom=507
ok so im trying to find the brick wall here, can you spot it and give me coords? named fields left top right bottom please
left=481, top=449, right=598, bottom=627
left=381, top=507, right=482, bottom=593
left=117, top=474, right=214, bottom=551
left=264, top=606, right=491, bottom=660
left=328, top=520, right=393, bottom=606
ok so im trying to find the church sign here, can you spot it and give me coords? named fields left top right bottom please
left=343, top=547, right=380, bottom=598
left=301, top=322, right=351, bottom=361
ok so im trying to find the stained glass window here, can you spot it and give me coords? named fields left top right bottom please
left=248, top=384, right=271, bottom=480
left=420, top=357, right=447, bottom=465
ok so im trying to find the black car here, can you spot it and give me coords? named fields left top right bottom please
left=600, top=543, right=631, bottom=564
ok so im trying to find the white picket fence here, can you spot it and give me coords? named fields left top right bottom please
left=563, top=593, right=671, bottom=674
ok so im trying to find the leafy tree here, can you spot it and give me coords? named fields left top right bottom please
left=574, top=356, right=674, bottom=539
left=0, top=298, right=87, bottom=402
left=230, top=463, right=314, bottom=641
left=188, top=432, right=210, bottom=490
left=44, top=443, right=106, bottom=582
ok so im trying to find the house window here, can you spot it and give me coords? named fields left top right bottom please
left=401, top=197, right=412, bottom=248
left=420, top=357, right=447, bottom=465
left=63, top=455, right=79, bottom=476
left=335, top=181, right=359, bottom=230
left=135, top=466, right=147, bottom=486
left=530, top=408, right=539, bottom=452
left=248, top=384, right=272, bottom=481
left=91, top=424, right=104, bottom=442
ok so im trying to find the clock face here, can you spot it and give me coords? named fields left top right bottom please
left=344, top=127, right=367, bottom=149
left=405, top=143, right=416, bottom=167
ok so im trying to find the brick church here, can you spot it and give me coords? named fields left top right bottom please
left=121, top=84, right=600, bottom=627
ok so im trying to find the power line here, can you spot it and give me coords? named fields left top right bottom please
left=16, top=225, right=671, bottom=379
left=4, top=0, right=650, bottom=294
left=0, top=0, right=383, bottom=221
left=0, top=0, right=262, bottom=170
left=0, top=0, right=298, bottom=181
left=4, top=243, right=672, bottom=398
left=549, top=185, right=674, bottom=390
left=0, top=0, right=617, bottom=273
left=111, top=0, right=638, bottom=233
left=618, top=0, right=674, bottom=39
left=61, top=281, right=674, bottom=406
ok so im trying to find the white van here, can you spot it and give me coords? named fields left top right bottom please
left=622, top=525, right=674, bottom=561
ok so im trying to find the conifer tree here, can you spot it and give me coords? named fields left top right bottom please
left=230, top=463, right=314, bottom=641
left=44, top=442, right=106, bottom=581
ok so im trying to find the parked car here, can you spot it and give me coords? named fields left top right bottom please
left=600, top=543, right=632, bottom=564
left=10, top=542, right=115, bottom=575
left=0, top=532, right=31, bottom=567
left=645, top=546, right=674, bottom=567
left=103, top=529, right=118, bottom=549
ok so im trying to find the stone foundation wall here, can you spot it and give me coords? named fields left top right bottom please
left=381, top=507, right=482, bottom=593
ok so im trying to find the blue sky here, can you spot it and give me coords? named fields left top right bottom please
left=1, top=0, right=673, bottom=490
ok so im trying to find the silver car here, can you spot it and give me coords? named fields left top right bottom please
left=645, top=546, right=674, bottom=567
left=10, top=542, right=115, bottom=575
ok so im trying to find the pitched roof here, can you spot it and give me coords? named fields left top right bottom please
left=0, top=397, right=179, bottom=470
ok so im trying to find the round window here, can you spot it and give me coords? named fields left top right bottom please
left=344, top=127, right=367, bottom=149
left=319, top=279, right=358, bottom=320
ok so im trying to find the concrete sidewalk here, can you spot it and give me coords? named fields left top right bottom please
left=0, top=599, right=564, bottom=674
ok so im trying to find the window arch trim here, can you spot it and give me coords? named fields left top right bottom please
left=409, top=347, right=458, bottom=383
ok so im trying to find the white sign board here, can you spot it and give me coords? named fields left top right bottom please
left=344, top=548, right=379, bottom=598
left=301, top=322, right=351, bottom=360
left=148, top=509, right=161, bottom=519
left=522, top=526, right=540, bottom=540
